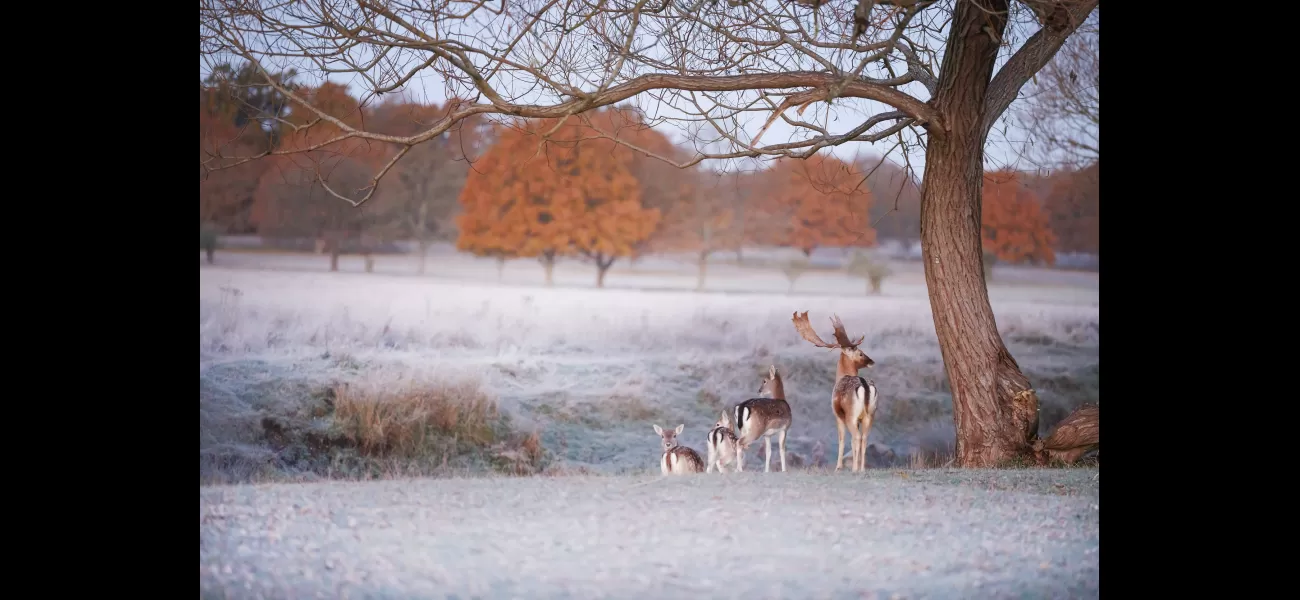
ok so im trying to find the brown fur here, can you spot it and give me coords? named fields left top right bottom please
left=733, top=365, right=793, bottom=472
left=664, top=445, right=705, bottom=474
left=792, top=311, right=880, bottom=473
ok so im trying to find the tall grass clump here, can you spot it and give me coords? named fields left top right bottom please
left=334, top=379, right=499, bottom=457
left=330, top=377, right=547, bottom=477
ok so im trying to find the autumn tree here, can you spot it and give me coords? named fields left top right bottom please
left=726, top=166, right=766, bottom=262
left=250, top=82, right=387, bottom=271
left=644, top=171, right=736, bottom=290
left=755, top=154, right=876, bottom=256
left=858, top=156, right=923, bottom=247
left=202, top=0, right=1101, bottom=467
left=573, top=106, right=703, bottom=267
left=457, top=119, right=660, bottom=287
left=199, top=63, right=298, bottom=233
left=367, top=96, right=490, bottom=274
left=1042, top=161, right=1099, bottom=256
left=981, top=171, right=1057, bottom=267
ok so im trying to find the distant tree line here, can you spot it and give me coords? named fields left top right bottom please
left=200, top=65, right=1098, bottom=282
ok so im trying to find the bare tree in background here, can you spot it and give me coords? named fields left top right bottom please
left=199, top=0, right=1100, bottom=467
left=1012, top=7, right=1098, bottom=170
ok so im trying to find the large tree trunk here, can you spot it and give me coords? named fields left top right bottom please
left=329, top=245, right=340, bottom=272
left=920, top=0, right=1039, bottom=468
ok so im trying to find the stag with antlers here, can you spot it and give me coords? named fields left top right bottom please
left=792, top=311, right=880, bottom=473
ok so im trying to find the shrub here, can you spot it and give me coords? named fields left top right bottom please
left=781, top=257, right=810, bottom=292
left=846, top=251, right=893, bottom=294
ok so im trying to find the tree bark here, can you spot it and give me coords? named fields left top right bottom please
left=329, top=246, right=340, bottom=272
left=920, top=0, right=1040, bottom=468
left=1034, top=404, right=1099, bottom=465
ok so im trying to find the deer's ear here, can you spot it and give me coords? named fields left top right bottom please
left=653, top=424, right=664, bottom=436
left=769, top=365, right=778, bottom=378
left=675, top=424, right=685, bottom=435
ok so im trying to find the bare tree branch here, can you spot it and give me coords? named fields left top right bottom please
left=983, top=0, right=1099, bottom=139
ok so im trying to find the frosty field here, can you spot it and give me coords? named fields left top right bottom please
left=199, top=249, right=1099, bottom=482
left=200, top=469, right=1100, bottom=599
left=199, top=250, right=1100, bottom=598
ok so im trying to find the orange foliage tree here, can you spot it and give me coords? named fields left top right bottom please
left=753, top=155, right=876, bottom=255
left=199, top=63, right=297, bottom=234
left=199, top=107, right=274, bottom=233
left=251, top=82, right=389, bottom=271
left=1043, top=161, right=1099, bottom=256
left=366, top=95, right=490, bottom=274
left=456, top=118, right=660, bottom=287
left=644, top=176, right=738, bottom=289
left=981, top=171, right=1058, bottom=267
left=558, top=107, right=738, bottom=288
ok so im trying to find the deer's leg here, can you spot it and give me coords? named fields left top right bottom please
left=847, top=420, right=857, bottom=470
left=763, top=434, right=772, bottom=473
left=706, top=446, right=715, bottom=473
left=735, top=443, right=744, bottom=472
left=861, top=415, right=875, bottom=470
left=778, top=428, right=788, bottom=472
left=851, top=419, right=863, bottom=472
left=835, top=419, right=847, bottom=472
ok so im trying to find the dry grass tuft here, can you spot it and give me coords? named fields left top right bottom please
left=333, top=379, right=499, bottom=458
left=908, top=450, right=956, bottom=470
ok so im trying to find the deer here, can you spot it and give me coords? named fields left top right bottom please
left=652, top=424, right=705, bottom=475
left=732, top=365, right=793, bottom=472
left=792, top=311, right=879, bottom=473
left=705, top=411, right=741, bottom=473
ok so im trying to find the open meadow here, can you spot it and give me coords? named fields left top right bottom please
left=200, top=246, right=1098, bottom=481
left=199, top=246, right=1100, bottom=598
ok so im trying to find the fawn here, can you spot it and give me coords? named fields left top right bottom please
left=705, top=411, right=741, bottom=473
left=733, top=365, right=793, bottom=472
left=792, top=311, right=879, bottom=473
left=652, top=423, right=705, bottom=474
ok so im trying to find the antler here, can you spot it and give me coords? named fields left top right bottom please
left=829, top=315, right=866, bottom=348
left=792, top=311, right=839, bottom=348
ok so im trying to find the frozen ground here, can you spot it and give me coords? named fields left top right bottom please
left=199, top=469, right=1100, bottom=599
left=199, top=248, right=1099, bottom=481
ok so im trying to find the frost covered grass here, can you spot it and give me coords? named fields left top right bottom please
left=199, top=252, right=1099, bottom=484
left=200, top=469, right=1101, bottom=598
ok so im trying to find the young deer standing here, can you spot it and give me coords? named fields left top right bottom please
left=705, top=411, right=741, bottom=473
left=733, top=365, right=793, bottom=472
left=792, top=311, right=879, bottom=473
left=652, top=424, right=705, bottom=475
